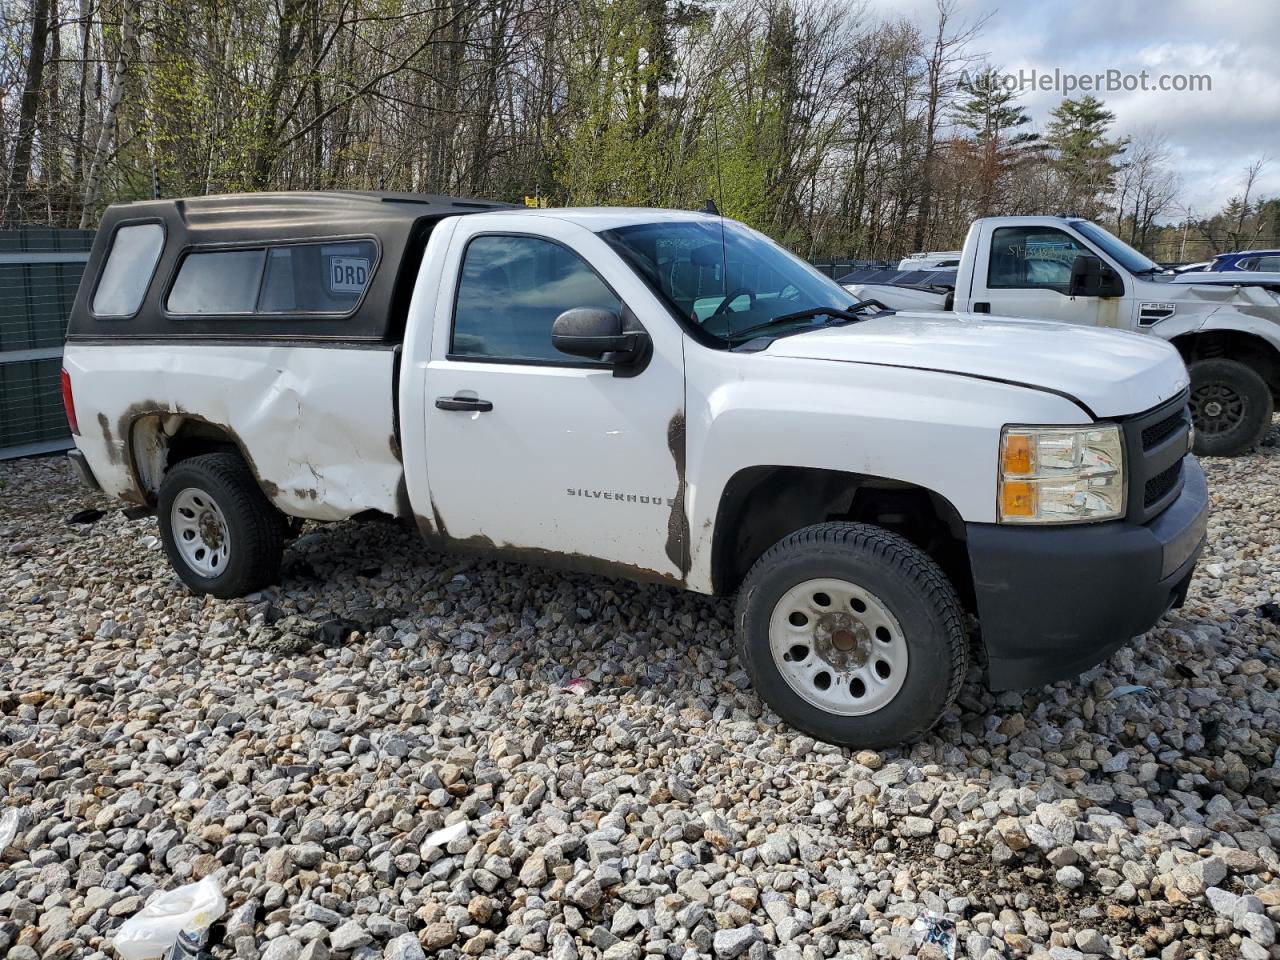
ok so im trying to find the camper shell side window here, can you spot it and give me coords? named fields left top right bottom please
left=163, top=238, right=380, bottom=319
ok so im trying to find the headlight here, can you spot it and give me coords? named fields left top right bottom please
left=998, top=424, right=1125, bottom=523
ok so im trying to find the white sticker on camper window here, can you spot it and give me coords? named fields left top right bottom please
left=328, top=256, right=370, bottom=294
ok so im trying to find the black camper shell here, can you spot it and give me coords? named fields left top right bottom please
left=67, top=191, right=511, bottom=345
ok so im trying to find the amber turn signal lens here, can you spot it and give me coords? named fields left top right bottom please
left=1002, top=433, right=1033, bottom=475
left=1001, top=481, right=1036, bottom=518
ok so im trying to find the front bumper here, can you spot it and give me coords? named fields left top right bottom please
left=967, top=456, right=1208, bottom=690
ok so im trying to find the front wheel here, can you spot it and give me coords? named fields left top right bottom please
left=158, top=452, right=285, bottom=598
left=735, top=522, right=968, bottom=748
left=1188, top=358, right=1274, bottom=457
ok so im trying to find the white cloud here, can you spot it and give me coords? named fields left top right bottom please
left=862, top=0, right=1280, bottom=214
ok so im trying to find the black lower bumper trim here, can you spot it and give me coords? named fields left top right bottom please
left=66, top=449, right=102, bottom=493
left=968, top=456, right=1208, bottom=690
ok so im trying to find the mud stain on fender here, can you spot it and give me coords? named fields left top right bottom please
left=412, top=513, right=436, bottom=538
left=96, top=413, right=119, bottom=464
left=665, top=411, right=690, bottom=577
left=394, top=475, right=412, bottom=521
left=429, top=495, right=450, bottom=539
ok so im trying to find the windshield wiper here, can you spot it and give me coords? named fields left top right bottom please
left=727, top=299, right=890, bottom=343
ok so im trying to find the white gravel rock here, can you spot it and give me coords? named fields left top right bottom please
left=0, top=425, right=1278, bottom=960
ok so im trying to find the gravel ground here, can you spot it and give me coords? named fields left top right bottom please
left=1, top=422, right=1278, bottom=960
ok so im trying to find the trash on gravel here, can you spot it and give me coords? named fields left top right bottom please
left=0, top=806, right=30, bottom=853
left=1104, top=684, right=1149, bottom=699
left=113, top=876, right=225, bottom=960
left=565, top=677, right=591, bottom=696
left=421, top=820, right=469, bottom=853
left=163, top=930, right=207, bottom=960
left=910, top=913, right=957, bottom=960
left=311, top=618, right=362, bottom=646
left=66, top=507, right=106, bottom=525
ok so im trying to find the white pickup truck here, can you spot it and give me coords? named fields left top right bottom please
left=843, top=216, right=1280, bottom=456
left=62, top=192, right=1207, bottom=747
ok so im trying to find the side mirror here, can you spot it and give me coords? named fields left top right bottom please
left=1069, top=254, right=1123, bottom=298
left=552, top=308, right=650, bottom=368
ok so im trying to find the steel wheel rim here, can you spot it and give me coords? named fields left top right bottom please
left=768, top=577, right=909, bottom=717
left=1191, top=382, right=1246, bottom=436
left=171, top=487, right=231, bottom=578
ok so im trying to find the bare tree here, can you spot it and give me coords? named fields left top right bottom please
left=4, top=0, right=52, bottom=222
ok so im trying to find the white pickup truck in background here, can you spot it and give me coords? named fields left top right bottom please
left=62, top=193, right=1207, bottom=747
left=843, top=216, right=1280, bottom=456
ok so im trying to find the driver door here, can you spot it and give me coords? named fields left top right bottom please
left=975, top=225, right=1121, bottom=327
left=422, top=215, right=689, bottom=581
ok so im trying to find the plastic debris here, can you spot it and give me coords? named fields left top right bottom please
left=910, top=913, right=957, bottom=960
left=565, top=677, right=591, bottom=697
left=164, top=930, right=206, bottom=960
left=1104, top=684, right=1149, bottom=700
left=113, top=876, right=225, bottom=960
left=421, top=820, right=469, bottom=853
left=66, top=508, right=106, bottom=525
left=0, top=806, right=31, bottom=853
left=311, top=618, right=362, bottom=647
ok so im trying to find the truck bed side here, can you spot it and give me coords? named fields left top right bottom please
left=63, top=342, right=405, bottom=521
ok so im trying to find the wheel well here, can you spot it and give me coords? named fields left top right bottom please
left=1171, top=330, right=1280, bottom=398
left=710, top=466, right=974, bottom=608
left=128, top=415, right=246, bottom=500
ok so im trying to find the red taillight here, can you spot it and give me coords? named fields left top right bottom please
left=61, top=368, right=79, bottom=435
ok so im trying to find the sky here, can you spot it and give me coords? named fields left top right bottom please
left=864, top=0, right=1280, bottom=218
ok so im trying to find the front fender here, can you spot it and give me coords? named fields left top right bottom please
left=1199, top=303, right=1280, bottom=351
left=681, top=351, right=1091, bottom=593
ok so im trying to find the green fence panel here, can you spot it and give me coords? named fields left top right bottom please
left=0, top=229, right=93, bottom=458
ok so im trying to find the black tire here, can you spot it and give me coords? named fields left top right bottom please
left=158, top=452, right=285, bottom=598
left=1189, top=358, right=1274, bottom=457
left=735, top=522, right=967, bottom=748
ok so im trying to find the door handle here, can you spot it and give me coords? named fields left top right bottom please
left=436, top=396, right=493, bottom=412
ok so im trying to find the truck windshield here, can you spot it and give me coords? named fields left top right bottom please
left=599, top=219, right=858, bottom=344
left=1073, top=220, right=1161, bottom=274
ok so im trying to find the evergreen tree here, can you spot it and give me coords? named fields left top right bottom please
left=951, top=67, right=1036, bottom=146
left=1044, top=95, right=1127, bottom=218
left=949, top=66, right=1039, bottom=217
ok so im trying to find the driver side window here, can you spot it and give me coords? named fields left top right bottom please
left=451, top=234, right=620, bottom=363
left=988, top=227, right=1089, bottom=291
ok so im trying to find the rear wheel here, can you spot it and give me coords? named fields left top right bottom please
left=1189, top=358, right=1273, bottom=457
left=158, top=452, right=284, bottom=598
left=736, top=522, right=968, bottom=748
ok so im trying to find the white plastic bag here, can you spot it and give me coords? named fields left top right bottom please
left=113, top=876, right=226, bottom=960
left=0, top=807, right=27, bottom=853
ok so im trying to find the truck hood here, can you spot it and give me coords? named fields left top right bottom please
left=1167, top=271, right=1280, bottom=287
left=760, top=312, right=1189, bottom=418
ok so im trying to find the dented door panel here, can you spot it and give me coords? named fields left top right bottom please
left=63, top=343, right=404, bottom=520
